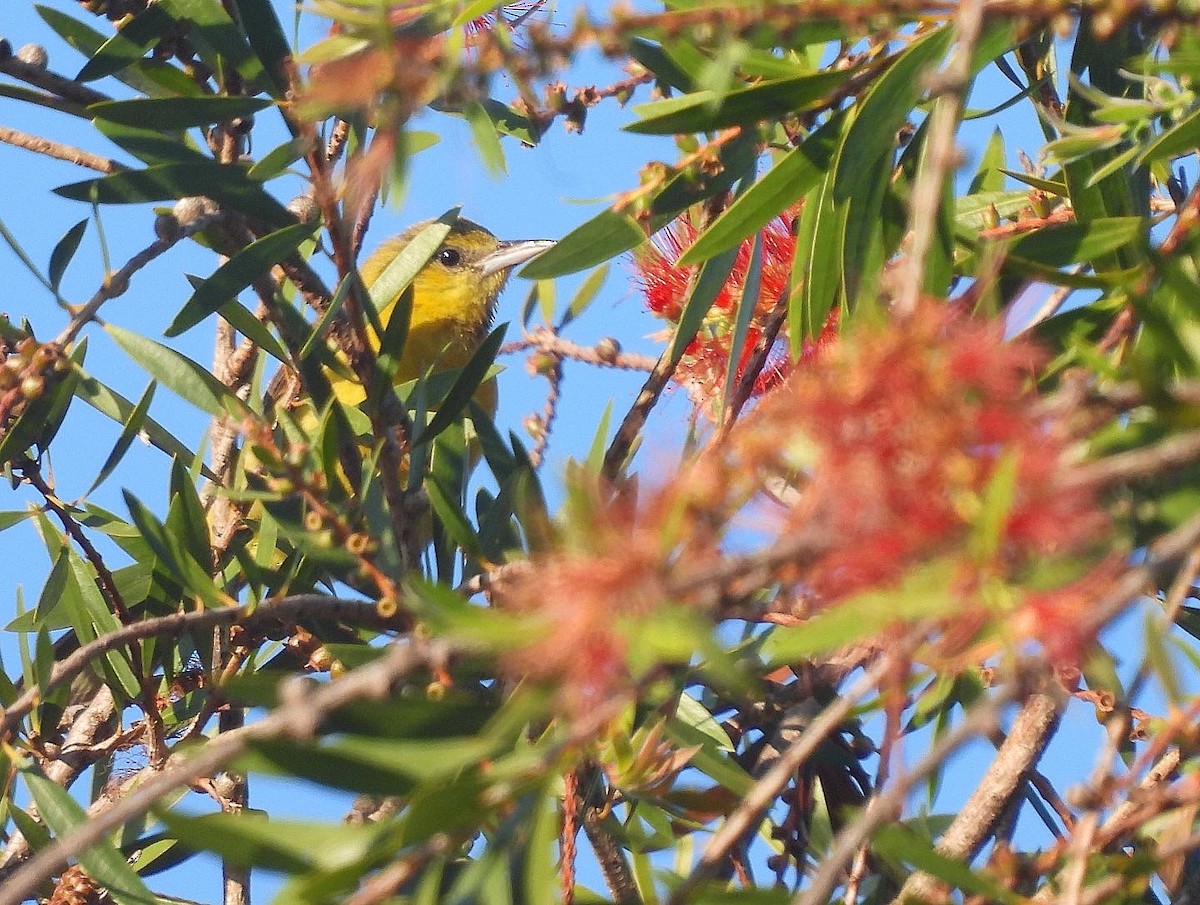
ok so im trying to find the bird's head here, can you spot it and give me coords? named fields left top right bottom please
left=361, top=218, right=554, bottom=330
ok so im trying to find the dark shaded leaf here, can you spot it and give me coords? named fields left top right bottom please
left=87, top=380, right=156, bottom=496
left=25, top=771, right=158, bottom=905
left=76, top=2, right=174, bottom=81
left=89, top=97, right=272, bottom=131
left=229, top=0, right=294, bottom=97
left=48, top=219, right=88, bottom=292
left=56, top=162, right=294, bottom=228
left=834, top=27, right=954, bottom=203
left=626, top=68, right=854, bottom=135
left=166, top=221, right=317, bottom=336
left=414, top=324, right=507, bottom=446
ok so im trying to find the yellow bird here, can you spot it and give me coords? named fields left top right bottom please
left=326, top=217, right=554, bottom=416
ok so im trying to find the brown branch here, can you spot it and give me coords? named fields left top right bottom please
left=343, top=834, right=459, bottom=905
left=1066, top=428, right=1200, bottom=490
left=667, top=648, right=911, bottom=905
left=798, top=678, right=1023, bottom=905
left=527, top=350, right=563, bottom=468
left=562, top=769, right=580, bottom=905
left=602, top=343, right=680, bottom=481
left=720, top=288, right=789, bottom=437
left=501, top=328, right=658, bottom=372
left=0, top=595, right=405, bottom=742
left=0, top=125, right=126, bottom=173
left=894, top=692, right=1061, bottom=904
left=0, top=637, right=444, bottom=905
left=0, top=53, right=109, bottom=108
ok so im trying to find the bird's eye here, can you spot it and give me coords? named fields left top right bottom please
left=436, top=248, right=462, bottom=267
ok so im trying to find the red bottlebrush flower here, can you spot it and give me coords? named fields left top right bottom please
left=756, top=298, right=1109, bottom=606
left=634, top=210, right=836, bottom=418
left=495, top=478, right=723, bottom=724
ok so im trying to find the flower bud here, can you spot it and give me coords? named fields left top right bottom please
left=16, top=44, right=48, bottom=69
left=172, top=196, right=218, bottom=226
left=20, top=375, right=44, bottom=400
left=286, top=194, right=319, bottom=224
left=595, top=336, right=621, bottom=363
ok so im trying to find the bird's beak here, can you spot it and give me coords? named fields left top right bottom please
left=480, top=239, right=556, bottom=277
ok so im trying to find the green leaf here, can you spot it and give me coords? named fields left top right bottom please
left=524, top=790, right=560, bottom=905
left=166, top=221, right=318, bottom=336
left=873, top=824, right=1021, bottom=904
left=559, top=263, right=609, bottom=329
left=834, top=27, right=954, bottom=203
left=627, top=37, right=701, bottom=93
left=476, top=98, right=537, bottom=146
left=1007, top=217, right=1144, bottom=269
left=76, top=2, right=175, bottom=81
left=969, top=128, right=1007, bottom=193
left=1061, top=23, right=1146, bottom=272
left=366, top=211, right=458, bottom=328
left=519, top=210, right=643, bottom=280
left=1138, top=103, right=1200, bottom=165
left=25, top=771, right=159, bottom=905
left=94, top=120, right=210, bottom=168
left=48, top=219, right=88, bottom=292
left=216, top=297, right=290, bottom=364
left=790, top=167, right=840, bottom=349
left=159, top=0, right=265, bottom=86
left=670, top=245, right=739, bottom=364
left=955, top=190, right=1031, bottom=231
left=465, top=100, right=506, bottom=176
left=0, top=510, right=34, bottom=534
left=626, top=68, right=855, bottom=134
left=74, top=367, right=206, bottom=471
left=37, top=5, right=106, bottom=60
left=414, top=324, right=507, bottom=447
left=722, top=231, right=762, bottom=410
left=65, top=550, right=141, bottom=702
left=89, top=97, right=272, bottom=131
left=679, top=112, right=842, bottom=266
left=161, top=811, right=382, bottom=873
left=56, top=162, right=294, bottom=229
left=107, top=324, right=250, bottom=419
left=428, top=474, right=487, bottom=563
left=247, top=138, right=308, bottom=180
left=87, top=381, right=156, bottom=496
left=762, top=561, right=959, bottom=664
left=228, top=0, right=294, bottom=96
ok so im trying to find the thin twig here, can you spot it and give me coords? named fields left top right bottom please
left=667, top=647, right=911, bottom=905
left=54, top=211, right=226, bottom=346
left=501, top=328, right=657, bottom=372
left=893, top=692, right=1061, bottom=904
left=798, top=680, right=1021, bottom=905
left=602, top=344, right=680, bottom=481
left=0, top=595, right=404, bottom=741
left=0, top=54, right=109, bottom=107
left=0, top=638, right=442, bottom=905
left=0, top=125, right=126, bottom=173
